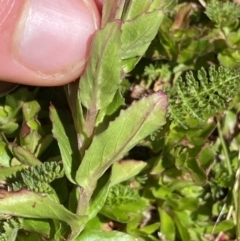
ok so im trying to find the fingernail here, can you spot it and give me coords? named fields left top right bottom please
left=14, top=0, right=99, bottom=74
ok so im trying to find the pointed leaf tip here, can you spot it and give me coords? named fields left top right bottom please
left=155, top=90, right=168, bottom=111
left=79, top=20, right=122, bottom=111
left=76, top=91, right=168, bottom=189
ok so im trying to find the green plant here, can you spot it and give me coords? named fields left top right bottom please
left=0, top=0, right=240, bottom=240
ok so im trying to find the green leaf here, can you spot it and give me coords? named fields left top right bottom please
left=205, top=1, right=240, bottom=28
left=150, top=0, right=177, bottom=11
left=20, top=121, right=41, bottom=154
left=121, top=11, right=164, bottom=59
left=0, top=141, right=11, bottom=167
left=167, top=66, right=240, bottom=127
left=77, top=230, right=135, bottom=241
left=35, top=134, right=54, bottom=157
left=22, top=219, right=51, bottom=237
left=79, top=21, right=121, bottom=111
left=110, top=160, right=147, bottom=186
left=9, top=144, right=42, bottom=166
left=102, top=185, right=147, bottom=223
left=19, top=101, right=42, bottom=153
left=65, top=82, right=85, bottom=142
left=198, top=145, right=215, bottom=168
left=84, top=216, right=102, bottom=231
left=1, top=224, right=19, bottom=241
left=22, top=101, right=40, bottom=121
left=122, top=0, right=152, bottom=20
left=88, top=180, right=110, bottom=220
left=205, top=220, right=235, bottom=234
left=5, top=88, right=34, bottom=115
left=68, top=187, right=79, bottom=213
left=75, top=92, right=168, bottom=191
left=178, top=184, right=203, bottom=199
left=152, top=186, right=176, bottom=200
left=139, top=222, right=160, bottom=235
left=50, top=105, right=80, bottom=184
left=0, top=189, right=86, bottom=236
left=96, top=90, right=125, bottom=127
left=9, top=162, right=64, bottom=194
left=159, top=208, right=175, bottom=241
left=218, top=49, right=240, bottom=68
left=182, top=122, right=216, bottom=147
left=53, top=221, right=70, bottom=241
left=101, top=201, right=146, bottom=223
left=0, top=122, right=19, bottom=135
left=173, top=211, right=191, bottom=241
left=156, top=17, right=178, bottom=60
left=177, top=39, right=212, bottom=63
left=16, top=232, right=42, bottom=241
left=227, top=30, right=240, bottom=48
left=121, top=57, right=141, bottom=73
left=186, top=157, right=207, bottom=185
left=0, top=165, right=26, bottom=182
left=101, top=0, right=125, bottom=26
left=176, top=197, right=199, bottom=211
left=0, top=88, right=35, bottom=136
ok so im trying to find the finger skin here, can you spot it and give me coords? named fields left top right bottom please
left=0, top=0, right=100, bottom=86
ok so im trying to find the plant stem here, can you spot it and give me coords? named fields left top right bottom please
left=67, top=187, right=95, bottom=241
left=84, top=108, right=98, bottom=137
left=217, top=121, right=232, bottom=176
left=76, top=186, right=94, bottom=216
left=217, top=120, right=239, bottom=239
left=236, top=151, right=240, bottom=240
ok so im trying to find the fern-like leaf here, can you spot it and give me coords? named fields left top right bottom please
left=205, top=1, right=240, bottom=28
left=8, top=162, right=64, bottom=193
left=167, top=66, right=240, bottom=127
left=106, top=184, right=139, bottom=206
left=0, top=218, right=21, bottom=241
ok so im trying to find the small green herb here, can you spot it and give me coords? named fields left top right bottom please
left=0, top=1, right=240, bottom=240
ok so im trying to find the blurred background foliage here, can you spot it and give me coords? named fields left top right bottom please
left=123, top=0, right=240, bottom=240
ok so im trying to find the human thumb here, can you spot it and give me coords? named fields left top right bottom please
left=0, top=0, right=100, bottom=87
